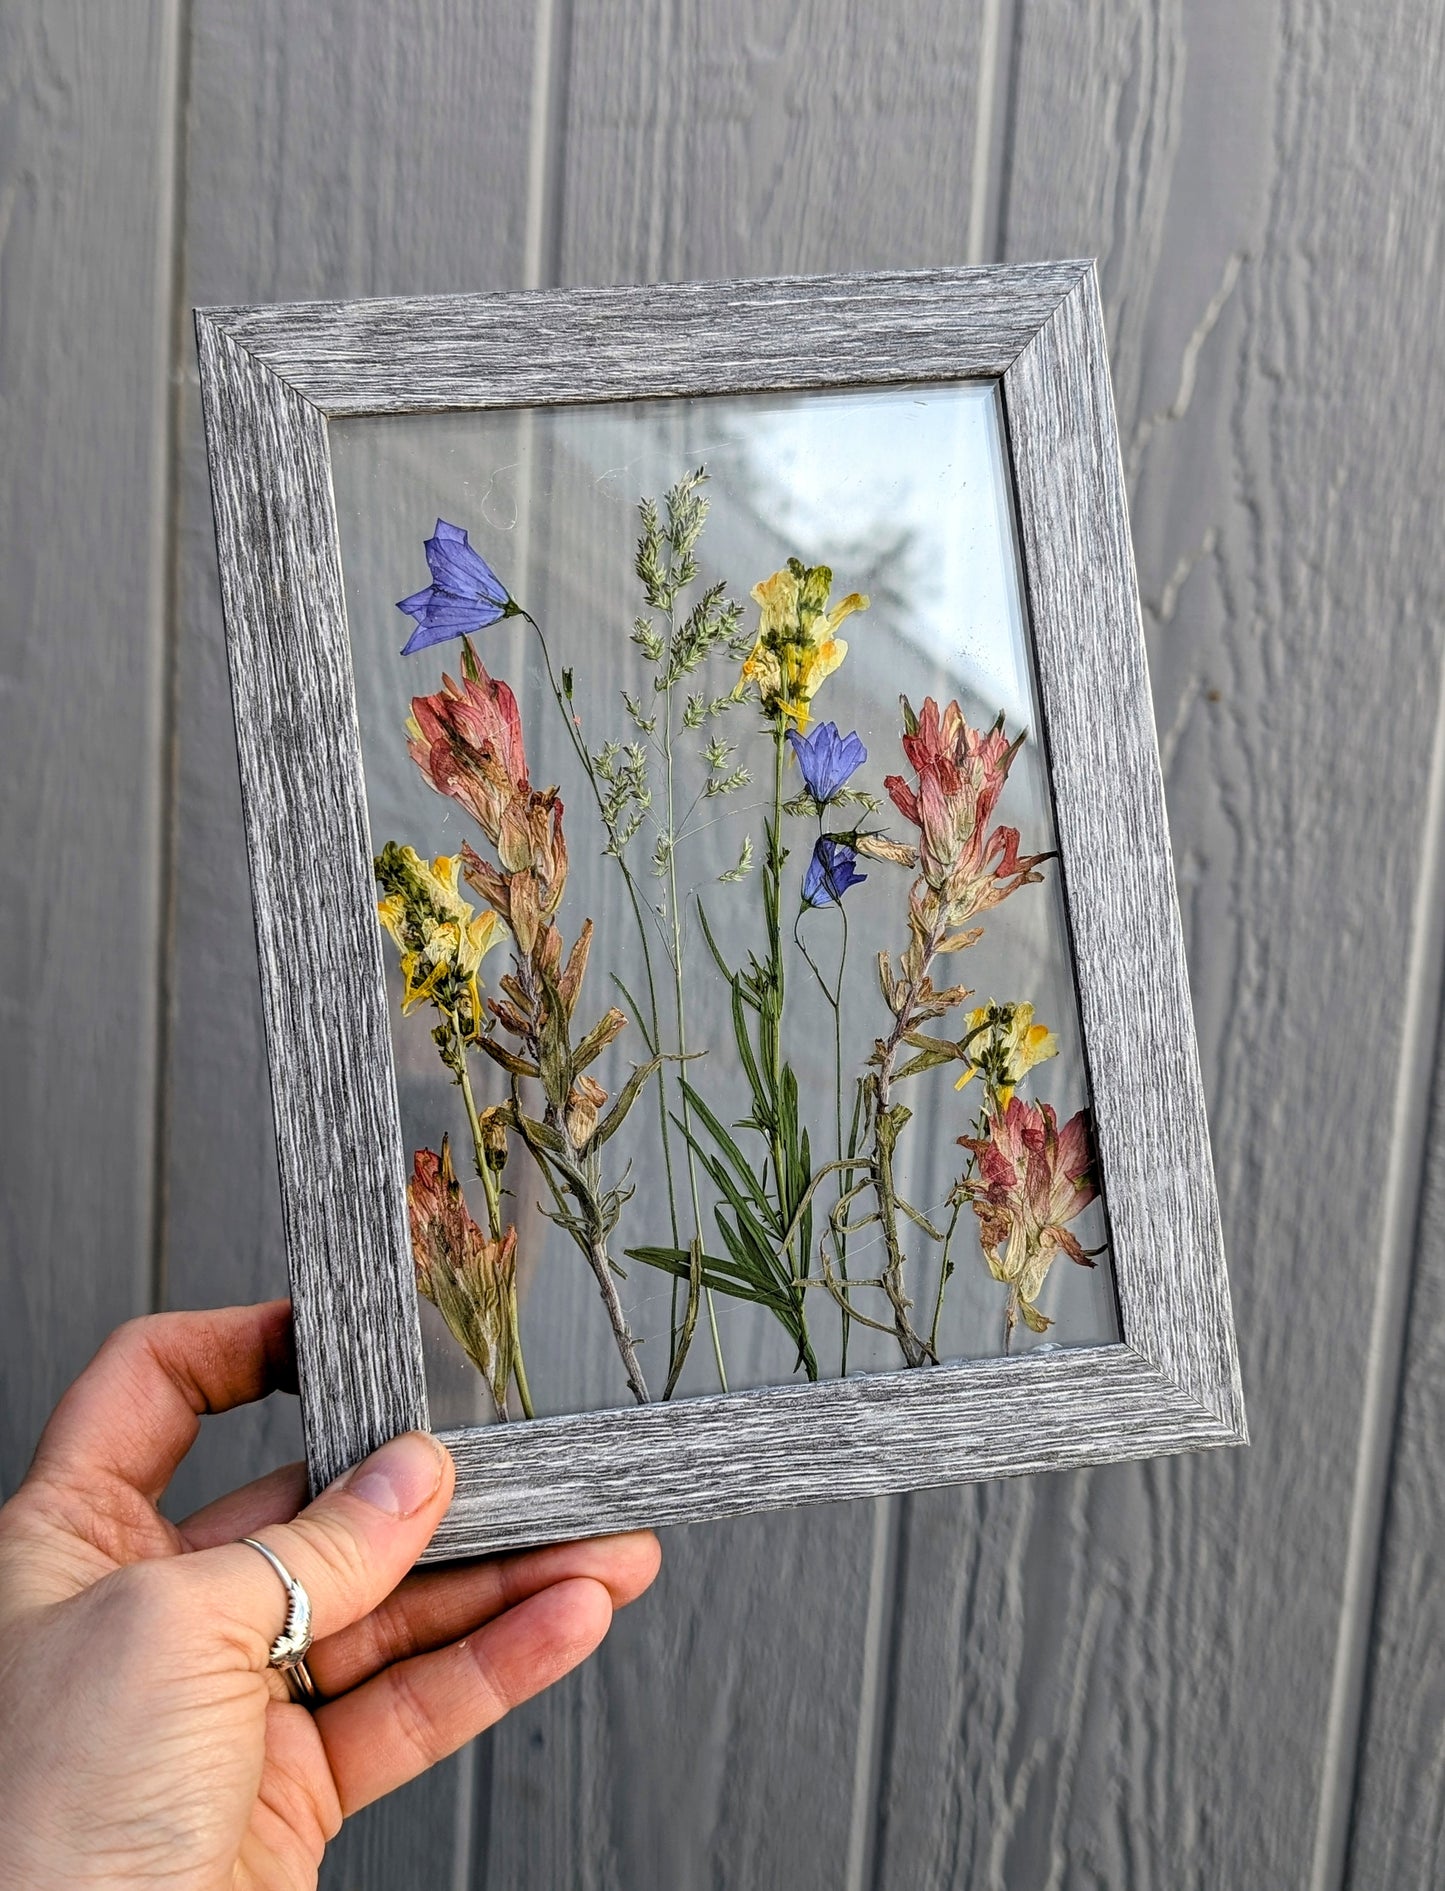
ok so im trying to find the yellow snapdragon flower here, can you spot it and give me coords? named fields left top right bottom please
left=376, top=844, right=505, bottom=1034
left=738, top=558, right=868, bottom=730
left=954, top=1001, right=1058, bottom=1105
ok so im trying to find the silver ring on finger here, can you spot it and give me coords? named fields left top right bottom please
left=239, top=1535, right=322, bottom=1705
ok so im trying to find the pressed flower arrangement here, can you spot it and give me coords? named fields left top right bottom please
left=374, top=468, right=1105, bottom=1419
left=198, top=265, right=1244, bottom=1547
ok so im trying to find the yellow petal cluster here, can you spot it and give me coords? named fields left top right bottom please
left=954, top=1001, right=1058, bottom=1105
left=377, top=847, right=505, bottom=1030
left=738, top=559, right=868, bottom=730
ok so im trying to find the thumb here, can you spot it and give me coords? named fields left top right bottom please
left=181, top=1431, right=454, bottom=1668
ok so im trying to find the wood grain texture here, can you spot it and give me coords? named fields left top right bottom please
left=1346, top=1001, right=1445, bottom=1886
left=430, top=1346, right=1231, bottom=1556
left=204, top=261, right=1085, bottom=411
left=167, top=6, right=538, bottom=1884
left=196, top=314, right=430, bottom=1489
left=875, top=4, right=1445, bottom=1888
left=1004, top=271, right=1241, bottom=1430
left=0, top=3, right=177, bottom=1488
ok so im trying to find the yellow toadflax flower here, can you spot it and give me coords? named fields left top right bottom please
left=738, top=558, right=868, bottom=730
left=954, top=1001, right=1058, bottom=1106
left=375, top=842, right=505, bottom=1038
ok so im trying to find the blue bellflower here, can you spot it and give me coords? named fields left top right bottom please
left=787, top=721, right=867, bottom=805
left=802, top=835, right=867, bottom=907
left=397, top=520, right=519, bottom=655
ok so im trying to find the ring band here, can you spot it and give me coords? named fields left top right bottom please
left=239, top=1536, right=320, bottom=1703
left=283, top=1654, right=320, bottom=1704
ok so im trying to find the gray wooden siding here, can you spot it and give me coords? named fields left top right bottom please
left=3, top=5, right=1442, bottom=1887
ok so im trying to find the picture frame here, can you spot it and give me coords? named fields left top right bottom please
left=196, top=262, right=1246, bottom=1561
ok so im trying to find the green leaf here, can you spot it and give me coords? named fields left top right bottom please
left=729, top=980, right=767, bottom=1118
left=893, top=1046, right=959, bottom=1081
left=678, top=1084, right=778, bottom=1225
left=696, top=898, right=735, bottom=984
left=594, top=1056, right=662, bottom=1148
left=475, top=1038, right=540, bottom=1080
left=610, top=973, right=658, bottom=1056
left=714, top=1179, right=799, bottom=1303
left=678, top=1118, right=780, bottom=1258
left=627, top=1245, right=792, bottom=1312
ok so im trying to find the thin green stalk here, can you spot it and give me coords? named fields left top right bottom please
left=453, top=1022, right=502, bottom=1234
left=510, top=1337, right=536, bottom=1422
left=662, top=676, right=728, bottom=1392
left=928, top=1199, right=963, bottom=1361
left=766, top=720, right=789, bottom=1207
left=793, top=894, right=852, bottom=1373
left=451, top=1015, right=535, bottom=1421
left=523, top=608, right=684, bottom=1316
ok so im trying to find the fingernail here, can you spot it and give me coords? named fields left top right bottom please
left=345, top=1432, right=447, bottom=1518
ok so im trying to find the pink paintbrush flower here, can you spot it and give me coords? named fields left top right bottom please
left=958, top=1097, right=1099, bottom=1338
left=408, top=1138, right=519, bottom=1420
left=885, top=697, right=1050, bottom=926
left=406, top=647, right=530, bottom=845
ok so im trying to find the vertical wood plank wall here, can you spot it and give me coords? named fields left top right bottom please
left=3, top=4, right=1442, bottom=1887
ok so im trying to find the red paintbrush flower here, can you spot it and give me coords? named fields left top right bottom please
left=885, top=697, right=1049, bottom=926
left=408, top=1138, right=519, bottom=1419
left=406, top=647, right=530, bottom=845
left=958, top=1097, right=1099, bottom=1337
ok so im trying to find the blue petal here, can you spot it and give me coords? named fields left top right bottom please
left=802, top=835, right=866, bottom=906
left=397, top=584, right=509, bottom=653
left=424, top=521, right=511, bottom=607
left=401, top=615, right=465, bottom=655
left=789, top=721, right=867, bottom=804
left=397, top=585, right=437, bottom=619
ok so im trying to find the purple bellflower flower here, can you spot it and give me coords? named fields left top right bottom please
left=398, top=520, right=520, bottom=655
left=802, top=835, right=867, bottom=907
left=787, top=721, right=867, bottom=805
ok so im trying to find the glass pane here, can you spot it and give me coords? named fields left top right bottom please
left=329, top=383, right=1119, bottom=1430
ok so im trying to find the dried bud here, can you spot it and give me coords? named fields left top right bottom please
left=564, top=1074, right=608, bottom=1148
left=478, top=1108, right=510, bottom=1174
left=854, top=832, right=919, bottom=868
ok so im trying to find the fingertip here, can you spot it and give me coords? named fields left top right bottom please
left=594, top=1530, right=662, bottom=1608
left=337, top=1431, right=452, bottom=1520
left=516, top=1574, right=615, bottom=1666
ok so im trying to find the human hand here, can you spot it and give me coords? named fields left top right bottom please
left=0, top=1301, right=660, bottom=1889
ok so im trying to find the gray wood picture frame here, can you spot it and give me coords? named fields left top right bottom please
left=195, top=262, right=1246, bottom=1561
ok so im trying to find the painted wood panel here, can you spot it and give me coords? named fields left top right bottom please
left=1344, top=829, right=1445, bottom=1881
left=477, top=5, right=1000, bottom=1886
left=0, top=4, right=177, bottom=1487
left=1, top=3, right=1432, bottom=1888
left=875, top=3, right=1445, bottom=1887
left=164, top=4, right=538, bottom=1882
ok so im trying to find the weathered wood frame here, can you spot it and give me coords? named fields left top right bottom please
left=195, top=262, right=1246, bottom=1560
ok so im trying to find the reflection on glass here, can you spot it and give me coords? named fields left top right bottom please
left=330, top=383, right=1119, bottom=1430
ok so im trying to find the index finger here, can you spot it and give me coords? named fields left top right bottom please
left=27, top=1302, right=297, bottom=1502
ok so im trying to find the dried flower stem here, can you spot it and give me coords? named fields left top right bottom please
left=662, top=662, right=728, bottom=1390
left=526, top=596, right=726, bottom=1399
left=765, top=722, right=792, bottom=1237
left=928, top=1198, right=964, bottom=1361
left=868, top=912, right=951, bottom=1368
left=450, top=1011, right=534, bottom=1420
left=794, top=892, right=852, bottom=1371
left=500, top=951, right=653, bottom=1407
